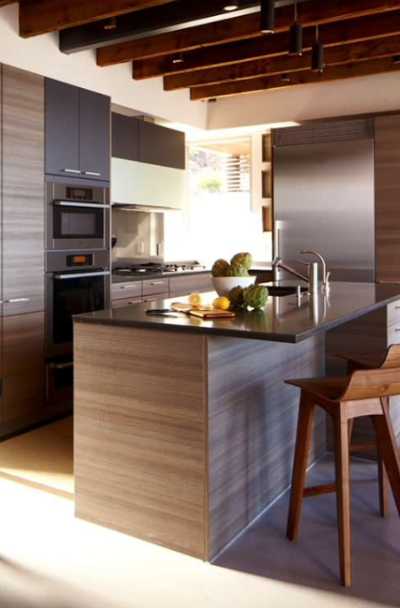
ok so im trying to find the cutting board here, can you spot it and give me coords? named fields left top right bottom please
left=189, top=309, right=235, bottom=320
left=171, top=302, right=235, bottom=319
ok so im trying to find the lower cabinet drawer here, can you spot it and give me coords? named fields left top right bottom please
left=142, top=293, right=169, bottom=304
left=142, top=279, right=169, bottom=296
left=388, top=324, right=400, bottom=345
left=169, top=273, right=212, bottom=297
left=112, top=281, right=142, bottom=301
left=112, top=297, right=143, bottom=309
left=387, top=299, right=400, bottom=327
left=2, top=294, right=44, bottom=316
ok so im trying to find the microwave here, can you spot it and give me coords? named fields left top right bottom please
left=46, top=180, right=110, bottom=251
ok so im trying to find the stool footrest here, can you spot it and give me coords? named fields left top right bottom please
left=304, top=483, right=336, bottom=498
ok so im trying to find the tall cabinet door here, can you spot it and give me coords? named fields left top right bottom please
left=45, top=78, right=80, bottom=178
left=0, top=67, right=2, bottom=423
left=79, top=88, right=110, bottom=181
left=2, top=65, right=45, bottom=431
left=375, top=115, right=400, bottom=283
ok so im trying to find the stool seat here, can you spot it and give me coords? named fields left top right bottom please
left=335, top=351, right=386, bottom=371
left=286, top=376, right=349, bottom=402
left=285, top=345, right=400, bottom=588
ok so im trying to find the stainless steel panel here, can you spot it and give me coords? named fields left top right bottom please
left=273, top=139, right=375, bottom=282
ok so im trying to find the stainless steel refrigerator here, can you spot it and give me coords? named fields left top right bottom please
left=273, top=119, right=375, bottom=283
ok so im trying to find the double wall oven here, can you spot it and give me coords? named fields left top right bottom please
left=45, top=180, right=111, bottom=407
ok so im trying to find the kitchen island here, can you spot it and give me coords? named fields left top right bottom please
left=74, top=282, right=400, bottom=560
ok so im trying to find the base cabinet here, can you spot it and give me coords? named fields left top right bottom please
left=0, top=64, right=48, bottom=438
left=1, top=312, right=45, bottom=433
left=111, top=274, right=213, bottom=307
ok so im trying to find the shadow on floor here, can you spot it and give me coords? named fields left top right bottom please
left=215, top=457, right=400, bottom=607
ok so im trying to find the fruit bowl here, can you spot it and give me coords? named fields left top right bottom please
left=212, top=276, right=255, bottom=297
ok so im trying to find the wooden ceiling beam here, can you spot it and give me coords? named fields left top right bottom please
left=132, top=11, right=400, bottom=79
left=190, top=56, right=400, bottom=100
left=61, top=0, right=260, bottom=54
left=19, top=0, right=176, bottom=38
left=164, top=36, right=400, bottom=90
left=99, top=0, right=400, bottom=66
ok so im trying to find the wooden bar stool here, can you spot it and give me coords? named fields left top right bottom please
left=285, top=344, right=400, bottom=587
left=336, top=349, right=391, bottom=517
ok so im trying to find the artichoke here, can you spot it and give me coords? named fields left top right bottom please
left=229, top=262, right=249, bottom=277
left=212, top=258, right=230, bottom=277
left=243, top=285, right=269, bottom=310
left=228, top=286, right=246, bottom=309
left=231, top=252, right=253, bottom=270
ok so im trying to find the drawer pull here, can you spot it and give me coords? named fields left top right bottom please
left=149, top=281, right=165, bottom=286
left=84, top=171, right=102, bottom=177
left=6, top=297, right=31, bottom=304
left=63, top=168, right=81, bottom=174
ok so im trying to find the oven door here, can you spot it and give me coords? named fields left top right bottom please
left=48, top=201, right=109, bottom=251
left=46, top=269, right=110, bottom=357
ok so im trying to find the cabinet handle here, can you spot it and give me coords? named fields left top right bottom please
left=149, top=281, right=165, bottom=286
left=5, top=297, right=31, bottom=304
left=84, top=171, right=102, bottom=177
left=63, top=168, right=81, bottom=174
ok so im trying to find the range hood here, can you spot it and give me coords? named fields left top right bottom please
left=111, top=157, right=185, bottom=210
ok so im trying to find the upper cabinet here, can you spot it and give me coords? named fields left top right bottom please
left=45, top=78, right=111, bottom=182
left=112, top=113, right=186, bottom=170
left=112, top=113, right=140, bottom=162
left=139, top=121, right=186, bottom=170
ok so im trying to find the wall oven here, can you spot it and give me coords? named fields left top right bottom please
left=46, top=250, right=110, bottom=359
left=47, top=180, right=110, bottom=251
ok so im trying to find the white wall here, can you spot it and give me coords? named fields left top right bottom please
left=207, top=71, right=400, bottom=130
left=0, top=4, right=207, bottom=129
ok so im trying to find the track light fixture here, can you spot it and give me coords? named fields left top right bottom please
left=260, top=0, right=275, bottom=34
left=311, top=25, right=325, bottom=73
left=289, top=0, right=303, bottom=56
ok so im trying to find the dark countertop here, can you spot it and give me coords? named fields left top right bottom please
left=112, top=268, right=211, bottom=284
left=111, top=264, right=273, bottom=284
left=75, top=281, right=400, bottom=344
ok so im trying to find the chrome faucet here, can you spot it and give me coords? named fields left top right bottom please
left=272, top=256, right=309, bottom=283
left=300, top=250, right=330, bottom=290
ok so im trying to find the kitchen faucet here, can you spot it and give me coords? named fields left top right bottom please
left=300, top=249, right=330, bottom=290
left=273, top=250, right=330, bottom=292
left=272, top=256, right=309, bottom=283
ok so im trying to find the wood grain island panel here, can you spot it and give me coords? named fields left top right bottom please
left=74, top=322, right=325, bottom=560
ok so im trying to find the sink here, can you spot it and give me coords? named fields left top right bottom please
left=264, top=285, right=308, bottom=297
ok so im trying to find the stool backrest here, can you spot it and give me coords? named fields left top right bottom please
left=342, top=344, right=400, bottom=401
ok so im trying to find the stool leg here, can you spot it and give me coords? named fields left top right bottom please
left=334, top=410, right=352, bottom=588
left=287, top=394, right=315, bottom=542
left=372, top=399, right=400, bottom=517
left=378, top=458, right=390, bottom=518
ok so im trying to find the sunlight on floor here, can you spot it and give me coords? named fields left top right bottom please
left=0, top=474, right=387, bottom=608
left=0, top=421, right=395, bottom=608
left=0, top=418, right=74, bottom=498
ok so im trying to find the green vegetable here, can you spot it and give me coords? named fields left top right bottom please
left=212, top=258, right=230, bottom=277
left=228, top=286, right=246, bottom=309
left=229, top=262, right=249, bottom=277
left=231, top=252, right=253, bottom=270
left=243, top=285, right=269, bottom=310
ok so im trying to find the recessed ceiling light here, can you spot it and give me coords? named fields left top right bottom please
left=223, top=4, right=239, bottom=11
left=172, top=54, right=184, bottom=65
